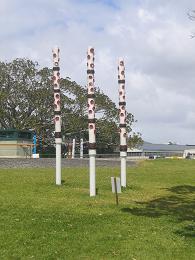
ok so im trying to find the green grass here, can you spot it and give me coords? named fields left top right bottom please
left=1, top=159, right=195, bottom=259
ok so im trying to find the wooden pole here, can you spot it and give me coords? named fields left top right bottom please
left=114, top=177, right=119, bottom=205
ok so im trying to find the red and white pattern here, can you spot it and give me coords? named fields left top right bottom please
left=87, top=47, right=96, bottom=148
left=118, top=58, right=127, bottom=150
left=118, top=58, right=127, bottom=187
left=87, top=46, right=96, bottom=197
left=52, top=46, right=61, bottom=185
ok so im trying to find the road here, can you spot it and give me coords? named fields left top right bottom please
left=0, top=158, right=137, bottom=168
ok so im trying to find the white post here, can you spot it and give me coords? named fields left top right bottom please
left=89, top=153, right=96, bottom=196
left=72, top=138, right=75, bottom=159
left=80, top=138, right=83, bottom=158
left=118, top=58, right=127, bottom=187
left=52, top=46, right=62, bottom=185
left=56, top=143, right=61, bottom=184
left=87, top=47, right=96, bottom=196
left=121, top=156, right=126, bottom=186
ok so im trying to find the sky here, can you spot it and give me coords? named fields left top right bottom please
left=1, top=0, right=195, bottom=144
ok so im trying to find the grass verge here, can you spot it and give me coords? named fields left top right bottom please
left=0, top=159, right=195, bottom=259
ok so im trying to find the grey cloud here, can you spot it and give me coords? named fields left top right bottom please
left=1, top=0, right=195, bottom=144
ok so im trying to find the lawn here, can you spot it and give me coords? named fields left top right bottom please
left=0, top=159, right=195, bottom=259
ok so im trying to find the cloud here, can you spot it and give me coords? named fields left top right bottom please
left=137, top=8, right=156, bottom=22
left=1, top=0, right=195, bottom=144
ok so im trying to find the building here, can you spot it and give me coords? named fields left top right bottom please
left=127, top=142, right=195, bottom=158
left=0, top=129, right=33, bottom=158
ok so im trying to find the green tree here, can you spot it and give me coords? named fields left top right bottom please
left=127, top=132, right=143, bottom=149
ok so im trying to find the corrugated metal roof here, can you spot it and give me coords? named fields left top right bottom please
left=142, top=142, right=195, bottom=152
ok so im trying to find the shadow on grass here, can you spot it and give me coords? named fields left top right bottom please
left=121, top=185, right=195, bottom=237
left=175, top=224, right=195, bottom=238
left=168, top=185, right=195, bottom=194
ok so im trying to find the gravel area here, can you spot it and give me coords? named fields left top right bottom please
left=0, top=158, right=137, bottom=168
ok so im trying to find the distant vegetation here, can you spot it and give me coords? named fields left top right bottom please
left=0, top=58, right=142, bottom=153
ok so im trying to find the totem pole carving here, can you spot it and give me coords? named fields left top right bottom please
left=118, top=58, right=127, bottom=187
left=52, top=47, right=62, bottom=185
left=87, top=47, right=96, bottom=196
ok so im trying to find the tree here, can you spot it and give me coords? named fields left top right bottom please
left=0, top=58, right=139, bottom=153
left=127, top=132, right=143, bottom=149
left=0, top=59, right=57, bottom=148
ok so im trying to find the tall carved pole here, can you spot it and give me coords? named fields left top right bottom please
left=118, top=58, right=127, bottom=187
left=52, top=47, right=62, bottom=185
left=87, top=47, right=96, bottom=196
